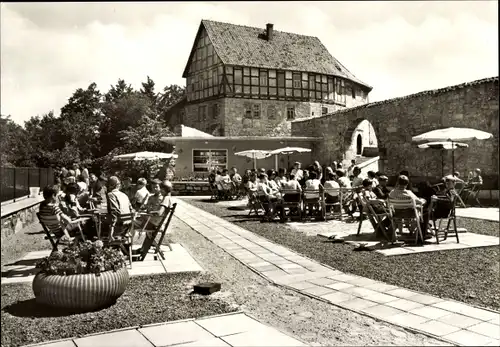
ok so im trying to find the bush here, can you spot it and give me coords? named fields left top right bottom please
left=36, top=240, right=126, bottom=276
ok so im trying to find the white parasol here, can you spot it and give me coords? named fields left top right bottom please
left=113, top=151, right=178, bottom=162
left=413, top=127, right=493, bottom=173
left=234, top=150, right=272, bottom=170
left=269, top=147, right=311, bottom=170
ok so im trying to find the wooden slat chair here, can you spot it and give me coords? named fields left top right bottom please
left=209, top=182, right=219, bottom=201
left=257, top=193, right=276, bottom=222
left=303, top=189, right=322, bottom=221
left=37, top=212, right=86, bottom=251
left=221, top=181, right=237, bottom=200
left=429, top=193, right=459, bottom=244
left=247, top=190, right=264, bottom=217
left=461, top=184, right=482, bottom=207
left=366, top=199, right=394, bottom=242
left=102, top=213, right=136, bottom=268
left=321, top=188, right=342, bottom=221
left=279, top=189, right=303, bottom=221
left=136, top=203, right=177, bottom=261
left=387, top=198, right=424, bottom=245
left=356, top=193, right=377, bottom=235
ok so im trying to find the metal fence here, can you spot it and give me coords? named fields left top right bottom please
left=1, top=167, right=54, bottom=203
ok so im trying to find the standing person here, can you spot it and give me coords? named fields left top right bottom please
left=81, top=166, right=90, bottom=186
left=290, top=162, right=304, bottom=182
left=132, top=178, right=149, bottom=210
left=347, top=159, right=357, bottom=178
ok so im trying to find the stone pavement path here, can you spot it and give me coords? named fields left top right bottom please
left=25, top=312, right=307, bottom=347
left=175, top=199, right=500, bottom=347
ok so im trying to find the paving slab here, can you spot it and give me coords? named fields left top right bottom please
left=466, top=321, right=500, bottom=339
left=139, top=321, right=214, bottom=346
left=414, top=320, right=461, bottom=337
left=220, top=327, right=307, bottom=347
left=443, top=329, right=497, bottom=346
left=74, top=329, right=153, bottom=347
left=175, top=337, right=231, bottom=347
left=195, top=313, right=265, bottom=337
left=28, top=341, right=76, bottom=347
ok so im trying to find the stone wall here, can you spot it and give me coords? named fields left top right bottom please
left=183, top=98, right=225, bottom=136
left=1, top=204, right=39, bottom=240
left=291, top=77, right=499, bottom=178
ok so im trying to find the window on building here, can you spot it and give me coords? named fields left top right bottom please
left=253, top=104, right=261, bottom=119
left=322, top=107, right=328, bottom=115
left=286, top=106, right=295, bottom=120
left=292, top=73, right=301, bottom=88
left=351, top=87, right=356, bottom=98
left=267, top=106, right=276, bottom=119
left=244, top=103, right=252, bottom=119
left=198, top=105, right=207, bottom=121
left=213, top=104, right=220, bottom=119
left=193, top=149, right=228, bottom=172
left=260, top=70, right=268, bottom=86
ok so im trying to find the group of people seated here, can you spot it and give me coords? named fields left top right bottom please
left=39, top=170, right=175, bottom=246
left=209, top=167, right=243, bottom=200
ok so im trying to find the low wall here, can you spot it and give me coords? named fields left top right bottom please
left=172, top=181, right=211, bottom=196
left=1, top=201, right=40, bottom=240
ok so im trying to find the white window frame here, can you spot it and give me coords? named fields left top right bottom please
left=192, top=148, right=228, bottom=173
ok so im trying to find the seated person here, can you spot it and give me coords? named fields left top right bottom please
left=467, top=168, right=483, bottom=186
left=39, top=185, right=82, bottom=242
left=120, top=177, right=134, bottom=200
left=399, top=170, right=413, bottom=191
left=323, top=172, right=340, bottom=212
left=304, top=171, right=322, bottom=200
left=281, top=173, right=302, bottom=199
left=336, top=169, right=351, bottom=188
left=367, top=171, right=378, bottom=188
left=132, top=177, right=149, bottom=210
left=373, top=175, right=391, bottom=199
left=219, top=169, right=234, bottom=198
left=275, top=168, right=288, bottom=188
left=351, top=167, right=364, bottom=189
left=106, top=176, right=135, bottom=240
left=361, top=179, right=377, bottom=200
left=430, top=175, right=460, bottom=220
left=89, top=175, right=107, bottom=207
left=267, top=170, right=281, bottom=192
left=245, top=174, right=258, bottom=192
left=389, top=175, right=430, bottom=240
left=257, top=173, right=281, bottom=219
left=62, top=182, right=87, bottom=219
left=230, top=167, right=242, bottom=186
left=299, top=169, right=310, bottom=188
left=142, top=180, right=174, bottom=232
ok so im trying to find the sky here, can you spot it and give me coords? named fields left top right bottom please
left=1, top=1, right=498, bottom=126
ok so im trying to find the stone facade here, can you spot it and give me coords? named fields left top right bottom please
left=291, top=77, right=499, bottom=179
left=1, top=203, right=39, bottom=240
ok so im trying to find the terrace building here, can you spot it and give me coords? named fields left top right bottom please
left=166, top=20, right=372, bottom=136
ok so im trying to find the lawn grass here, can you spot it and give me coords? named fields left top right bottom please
left=1, top=272, right=237, bottom=347
left=185, top=198, right=500, bottom=312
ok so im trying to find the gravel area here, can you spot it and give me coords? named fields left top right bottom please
left=168, top=215, right=449, bottom=346
left=185, top=198, right=500, bottom=312
left=1, top=271, right=236, bottom=347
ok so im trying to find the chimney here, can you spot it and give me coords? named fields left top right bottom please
left=266, top=23, right=274, bottom=41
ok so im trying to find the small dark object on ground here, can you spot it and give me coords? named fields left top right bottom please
left=193, top=282, right=221, bottom=295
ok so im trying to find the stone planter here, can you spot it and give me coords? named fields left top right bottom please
left=32, top=267, right=129, bottom=311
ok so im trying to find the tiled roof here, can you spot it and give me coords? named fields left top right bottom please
left=292, top=76, right=499, bottom=123
left=183, top=20, right=371, bottom=90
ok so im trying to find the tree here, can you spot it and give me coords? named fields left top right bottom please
left=140, top=76, right=157, bottom=110
left=104, top=79, right=134, bottom=103
left=24, top=111, right=65, bottom=167
left=58, top=82, right=103, bottom=162
left=0, top=115, right=33, bottom=166
left=157, top=84, right=185, bottom=121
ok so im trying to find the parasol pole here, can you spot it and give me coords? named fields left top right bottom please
left=253, top=153, right=257, bottom=171
left=275, top=154, right=278, bottom=171
left=451, top=141, right=455, bottom=174
left=441, top=149, right=444, bottom=177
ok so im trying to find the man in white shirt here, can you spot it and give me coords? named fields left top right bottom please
left=290, top=162, right=303, bottom=182
left=132, top=177, right=149, bottom=209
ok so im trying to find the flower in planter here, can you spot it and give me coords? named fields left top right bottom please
left=36, top=240, right=126, bottom=276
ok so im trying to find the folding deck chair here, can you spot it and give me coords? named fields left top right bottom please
left=101, top=213, right=136, bottom=268
left=136, top=203, right=177, bottom=261
left=37, top=212, right=87, bottom=251
left=247, top=190, right=264, bottom=217
left=279, top=189, right=303, bottom=221
left=366, top=199, right=394, bottom=242
left=429, top=193, right=459, bottom=244
left=388, top=198, right=424, bottom=245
